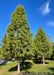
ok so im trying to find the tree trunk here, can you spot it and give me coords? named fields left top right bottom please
left=23, top=58, right=25, bottom=68
left=18, top=57, right=20, bottom=74
left=22, top=58, right=25, bottom=68
left=18, top=45, right=20, bottom=74
left=42, top=55, right=45, bottom=64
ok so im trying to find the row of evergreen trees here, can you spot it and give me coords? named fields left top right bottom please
left=0, top=5, right=54, bottom=73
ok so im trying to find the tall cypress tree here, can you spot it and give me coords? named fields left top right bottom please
left=34, top=26, right=52, bottom=64
left=1, top=33, right=8, bottom=60
left=6, top=5, right=32, bottom=73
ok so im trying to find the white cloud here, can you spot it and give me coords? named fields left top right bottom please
left=39, top=0, right=51, bottom=15
left=47, top=21, right=54, bottom=26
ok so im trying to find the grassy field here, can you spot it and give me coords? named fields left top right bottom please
left=0, top=60, right=54, bottom=75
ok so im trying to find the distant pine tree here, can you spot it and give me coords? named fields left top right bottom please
left=1, top=33, right=8, bottom=60
left=34, top=26, right=52, bottom=64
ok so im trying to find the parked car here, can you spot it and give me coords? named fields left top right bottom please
left=3, top=60, right=7, bottom=63
left=0, top=59, right=7, bottom=64
left=0, top=59, right=4, bottom=64
left=12, top=58, right=15, bottom=61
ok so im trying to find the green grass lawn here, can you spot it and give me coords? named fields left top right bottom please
left=0, top=60, right=54, bottom=75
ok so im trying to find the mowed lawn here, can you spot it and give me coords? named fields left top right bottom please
left=0, top=60, right=54, bottom=75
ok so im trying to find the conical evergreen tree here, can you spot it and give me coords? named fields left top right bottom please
left=1, top=33, right=8, bottom=60
left=34, top=26, right=52, bottom=64
left=1, top=25, right=16, bottom=60
left=6, top=5, right=32, bottom=73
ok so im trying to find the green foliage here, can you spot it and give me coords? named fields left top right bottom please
left=1, top=5, right=33, bottom=60
left=34, top=26, right=52, bottom=59
left=1, top=33, right=8, bottom=59
left=6, top=24, right=15, bottom=59
left=51, top=43, right=54, bottom=60
left=0, top=5, right=53, bottom=63
left=0, top=47, right=1, bottom=58
left=10, top=5, right=32, bottom=58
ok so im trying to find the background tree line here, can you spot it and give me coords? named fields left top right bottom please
left=0, top=5, right=54, bottom=74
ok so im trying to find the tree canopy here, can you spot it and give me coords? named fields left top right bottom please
left=1, top=5, right=33, bottom=73
left=34, top=26, right=52, bottom=64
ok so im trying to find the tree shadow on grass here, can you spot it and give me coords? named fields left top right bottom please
left=9, top=65, right=18, bottom=72
left=0, top=63, right=6, bottom=66
left=33, top=59, right=49, bottom=64
left=48, top=67, right=54, bottom=72
left=8, top=61, right=32, bottom=72
left=21, top=62, right=32, bottom=71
